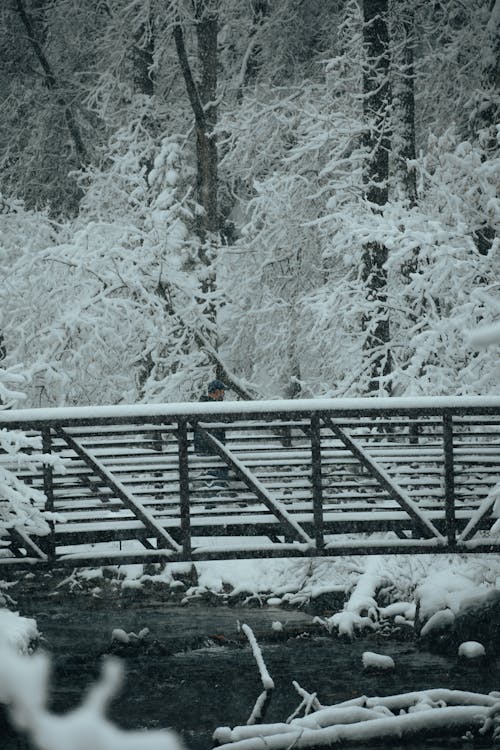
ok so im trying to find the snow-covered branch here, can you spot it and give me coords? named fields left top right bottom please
left=0, top=648, right=182, bottom=750
left=241, top=623, right=274, bottom=725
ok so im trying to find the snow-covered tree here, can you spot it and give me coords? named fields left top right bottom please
left=0, top=368, right=53, bottom=548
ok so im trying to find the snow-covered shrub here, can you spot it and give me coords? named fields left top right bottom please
left=0, top=369, right=58, bottom=548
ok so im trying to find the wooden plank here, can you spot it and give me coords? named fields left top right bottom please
left=55, top=427, right=181, bottom=553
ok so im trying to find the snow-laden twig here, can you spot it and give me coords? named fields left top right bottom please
left=241, top=624, right=274, bottom=691
left=286, top=681, right=323, bottom=723
left=247, top=690, right=272, bottom=726
left=480, top=701, right=500, bottom=737
left=241, top=623, right=274, bottom=725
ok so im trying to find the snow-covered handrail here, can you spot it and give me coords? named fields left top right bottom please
left=0, top=394, right=499, bottom=427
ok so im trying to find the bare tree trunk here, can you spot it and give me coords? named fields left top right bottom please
left=173, top=4, right=225, bottom=378
left=472, top=0, right=499, bottom=255
left=195, top=4, right=218, bottom=237
left=391, top=3, right=419, bottom=322
left=15, top=0, right=87, bottom=167
left=391, top=4, right=417, bottom=207
left=361, top=0, right=392, bottom=394
left=173, top=4, right=219, bottom=242
left=133, top=24, right=154, bottom=96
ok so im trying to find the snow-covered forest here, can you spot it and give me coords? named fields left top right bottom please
left=0, top=0, right=498, bottom=408
left=1, top=4, right=500, bottom=749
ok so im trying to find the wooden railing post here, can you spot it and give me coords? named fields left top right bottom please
left=41, top=426, right=55, bottom=563
left=442, top=412, right=456, bottom=548
left=177, top=418, right=192, bottom=559
left=310, top=414, right=324, bottom=548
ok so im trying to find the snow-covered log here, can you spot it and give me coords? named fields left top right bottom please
left=214, top=688, right=499, bottom=750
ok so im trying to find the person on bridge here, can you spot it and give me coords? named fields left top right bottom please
left=193, top=379, right=229, bottom=484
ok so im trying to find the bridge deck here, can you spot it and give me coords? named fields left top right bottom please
left=0, top=396, right=499, bottom=568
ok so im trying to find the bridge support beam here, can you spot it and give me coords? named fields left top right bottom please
left=42, top=426, right=55, bottom=562
left=191, top=425, right=312, bottom=545
left=177, top=418, right=192, bottom=560
left=310, top=414, right=324, bottom=548
left=442, top=413, right=457, bottom=548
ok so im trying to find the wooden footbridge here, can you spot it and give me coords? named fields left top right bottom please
left=1, top=396, right=499, bottom=569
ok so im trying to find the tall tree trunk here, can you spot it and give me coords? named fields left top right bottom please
left=195, top=4, right=218, bottom=238
left=391, top=3, right=418, bottom=322
left=472, top=0, right=499, bottom=255
left=133, top=24, right=154, bottom=96
left=173, top=3, right=222, bottom=373
left=173, top=3, right=219, bottom=242
left=391, top=4, right=417, bottom=207
left=361, top=0, right=392, bottom=394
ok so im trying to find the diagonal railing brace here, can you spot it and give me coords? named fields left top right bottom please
left=8, top=527, right=48, bottom=561
left=458, top=488, right=499, bottom=543
left=322, top=416, right=445, bottom=542
left=192, top=425, right=312, bottom=545
left=56, top=427, right=181, bottom=553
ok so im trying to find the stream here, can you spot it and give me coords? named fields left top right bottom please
left=2, top=589, right=500, bottom=750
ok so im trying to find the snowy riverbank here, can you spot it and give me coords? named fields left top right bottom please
left=8, top=552, right=500, bottom=645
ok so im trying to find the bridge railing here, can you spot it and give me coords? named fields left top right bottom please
left=0, top=396, right=499, bottom=566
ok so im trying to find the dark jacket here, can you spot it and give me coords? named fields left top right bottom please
left=193, top=395, right=227, bottom=455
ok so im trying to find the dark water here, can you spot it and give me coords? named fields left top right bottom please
left=2, top=592, right=499, bottom=750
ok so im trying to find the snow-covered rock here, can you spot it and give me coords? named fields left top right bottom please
left=111, top=628, right=130, bottom=644
left=419, top=608, right=455, bottom=637
left=362, top=651, right=395, bottom=670
left=458, top=641, right=486, bottom=659
left=0, top=609, right=39, bottom=653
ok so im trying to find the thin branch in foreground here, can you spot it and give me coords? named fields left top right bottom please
left=286, top=681, right=323, bottom=723
left=241, top=623, right=274, bottom=725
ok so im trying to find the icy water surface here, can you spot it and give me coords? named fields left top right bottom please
left=2, top=590, right=500, bottom=750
